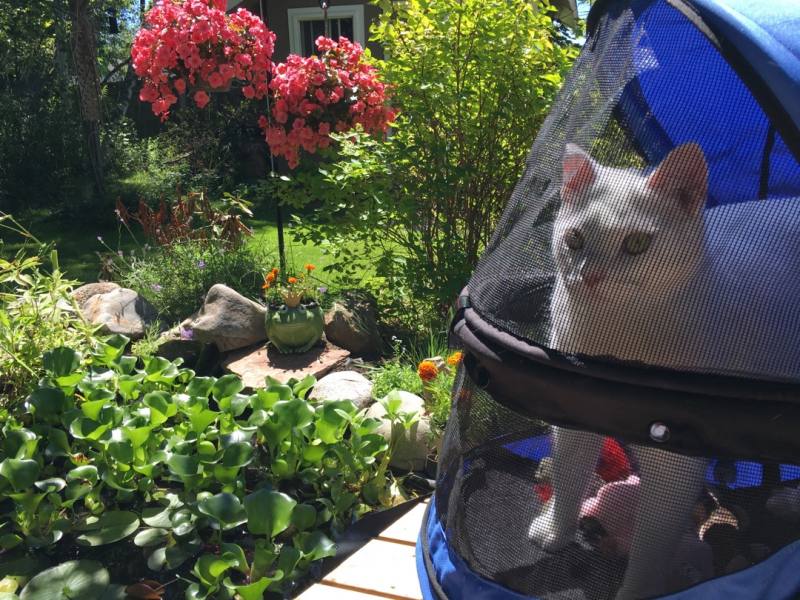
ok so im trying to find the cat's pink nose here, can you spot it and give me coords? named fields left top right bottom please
left=582, top=270, right=606, bottom=289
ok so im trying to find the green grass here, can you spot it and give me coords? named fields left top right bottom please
left=0, top=214, right=346, bottom=285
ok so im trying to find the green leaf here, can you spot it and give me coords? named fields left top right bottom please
left=192, top=554, right=236, bottom=587
left=273, top=399, right=314, bottom=429
left=222, top=573, right=282, bottom=600
left=244, top=488, right=296, bottom=537
left=122, top=425, right=151, bottom=449
left=295, top=530, right=337, bottom=561
left=27, top=387, right=69, bottom=420
left=80, top=399, right=107, bottom=421
left=166, top=453, right=199, bottom=477
left=42, top=347, right=81, bottom=378
left=188, top=406, right=218, bottom=434
left=143, top=391, right=176, bottom=426
left=68, top=418, right=108, bottom=441
left=220, top=442, right=252, bottom=468
left=277, top=545, right=301, bottom=576
left=219, top=543, right=248, bottom=574
left=0, top=534, right=22, bottom=551
left=211, top=375, right=243, bottom=401
left=197, top=493, right=247, bottom=528
left=290, top=503, right=317, bottom=531
left=292, top=374, right=317, bottom=399
left=106, top=439, right=134, bottom=464
left=186, top=377, right=215, bottom=398
left=133, top=527, right=169, bottom=547
left=141, top=506, right=174, bottom=529
left=75, top=511, right=140, bottom=546
left=117, top=374, right=144, bottom=401
left=315, top=401, right=355, bottom=444
left=66, top=465, right=99, bottom=485
left=45, top=428, right=71, bottom=459
left=34, top=477, right=66, bottom=493
left=19, top=560, right=109, bottom=600
left=0, top=459, right=40, bottom=491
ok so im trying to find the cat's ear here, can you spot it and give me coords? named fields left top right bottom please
left=647, top=143, right=708, bottom=216
left=562, top=144, right=597, bottom=204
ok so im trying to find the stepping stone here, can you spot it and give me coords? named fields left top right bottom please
left=223, top=342, right=350, bottom=389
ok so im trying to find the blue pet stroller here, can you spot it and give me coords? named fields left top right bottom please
left=417, top=1, right=800, bottom=598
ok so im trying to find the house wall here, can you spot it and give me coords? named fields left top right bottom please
left=230, top=0, right=383, bottom=61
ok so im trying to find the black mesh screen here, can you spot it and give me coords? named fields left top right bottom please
left=436, top=370, right=800, bottom=599
left=469, top=0, right=800, bottom=380
left=434, top=2, right=800, bottom=598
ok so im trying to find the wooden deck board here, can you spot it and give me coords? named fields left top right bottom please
left=296, top=499, right=428, bottom=599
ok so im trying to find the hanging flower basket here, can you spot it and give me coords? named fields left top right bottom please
left=131, top=0, right=275, bottom=120
left=259, top=36, right=397, bottom=169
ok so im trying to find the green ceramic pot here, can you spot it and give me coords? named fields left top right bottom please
left=265, top=303, right=325, bottom=354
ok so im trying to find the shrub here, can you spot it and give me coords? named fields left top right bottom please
left=0, top=215, right=98, bottom=406
left=294, top=0, right=579, bottom=329
left=0, top=340, right=409, bottom=597
left=116, top=238, right=273, bottom=320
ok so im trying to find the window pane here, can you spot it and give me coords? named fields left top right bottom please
left=300, top=17, right=356, bottom=55
left=339, top=17, right=353, bottom=41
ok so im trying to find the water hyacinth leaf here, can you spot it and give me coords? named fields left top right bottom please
left=97, top=584, right=127, bottom=600
left=3, top=429, right=38, bottom=459
left=211, top=374, right=243, bottom=400
left=292, top=375, right=316, bottom=399
left=45, top=428, right=71, bottom=459
left=116, top=356, right=138, bottom=375
left=117, top=374, right=144, bottom=401
left=107, top=439, right=134, bottom=464
left=42, top=347, right=81, bottom=378
left=186, top=376, right=215, bottom=398
left=198, top=493, right=246, bottom=527
left=244, top=488, right=296, bottom=537
left=295, top=530, right=336, bottom=561
left=34, top=477, right=66, bottom=493
left=67, top=465, right=99, bottom=484
left=0, top=576, right=18, bottom=593
left=302, top=441, right=326, bottom=464
left=69, top=418, right=109, bottom=441
left=217, top=393, right=248, bottom=416
left=122, top=425, right=151, bottom=449
left=75, top=511, right=140, bottom=546
left=212, top=465, right=240, bottom=485
left=220, top=543, right=249, bottom=574
left=19, top=560, right=109, bottom=600
left=81, top=399, right=107, bottom=421
left=164, top=539, right=202, bottom=569
left=192, top=554, right=237, bottom=587
left=196, top=440, right=219, bottom=463
left=146, top=547, right=167, bottom=571
left=252, top=388, right=281, bottom=411
left=143, top=392, right=176, bottom=426
left=141, top=505, right=173, bottom=528
left=26, top=529, right=64, bottom=548
left=315, top=401, right=355, bottom=444
left=0, top=459, right=40, bottom=491
left=222, top=573, right=282, bottom=600
left=188, top=406, right=218, bottom=434
left=27, top=387, right=69, bottom=420
left=276, top=545, right=301, bottom=576
left=166, top=453, right=199, bottom=476
left=220, top=442, right=252, bottom=468
left=290, top=503, right=317, bottom=531
left=274, top=399, right=314, bottom=429
left=133, top=528, right=169, bottom=548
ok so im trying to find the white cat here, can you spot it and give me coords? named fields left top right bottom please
left=529, top=142, right=800, bottom=599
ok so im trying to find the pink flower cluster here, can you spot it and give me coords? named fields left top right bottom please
left=131, top=0, right=275, bottom=120
left=259, top=36, right=396, bottom=168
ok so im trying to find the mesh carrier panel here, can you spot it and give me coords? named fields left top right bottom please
left=436, top=369, right=800, bottom=599
left=432, top=1, right=800, bottom=599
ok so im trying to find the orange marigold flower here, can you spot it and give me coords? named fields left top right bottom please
left=271, top=267, right=279, bottom=275
left=417, top=360, right=439, bottom=382
left=266, top=272, right=276, bottom=282
left=262, top=281, right=270, bottom=290
left=447, top=351, right=463, bottom=367
left=305, top=263, right=316, bottom=272
left=288, top=276, right=298, bottom=284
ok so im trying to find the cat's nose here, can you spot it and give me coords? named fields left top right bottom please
left=581, top=270, right=606, bottom=289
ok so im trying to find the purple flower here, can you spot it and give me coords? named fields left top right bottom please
left=151, top=283, right=162, bottom=293
left=317, top=286, right=328, bottom=294
left=179, top=326, right=194, bottom=341
left=197, top=259, right=206, bottom=270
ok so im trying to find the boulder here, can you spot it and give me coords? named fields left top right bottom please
left=181, top=284, right=266, bottom=353
left=309, top=370, right=373, bottom=409
left=82, top=287, right=159, bottom=340
left=366, top=391, right=437, bottom=471
left=155, top=326, right=207, bottom=367
left=324, top=297, right=382, bottom=357
left=72, top=282, right=121, bottom=309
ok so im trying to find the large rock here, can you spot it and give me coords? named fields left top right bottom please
left=324, top=296, right=382, bottom=357
left=309, top=370, right=373, bottom=408
left=72, top=282, right=121, bottom=309
left=366, top=391, right=437, bottom=471
left=182, top=284, right=267, bottom=353
left=82, top=287, right=159, bottom=340
left=156, top=326, right=208, bottom=367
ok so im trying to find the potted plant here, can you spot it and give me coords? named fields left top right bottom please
left=263, top=264, right=325, bottom=353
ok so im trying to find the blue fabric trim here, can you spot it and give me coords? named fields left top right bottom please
left=419, top=497, right=800, bottom=600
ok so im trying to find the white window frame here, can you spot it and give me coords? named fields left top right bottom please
left=287, top=4, right=366, bottom=56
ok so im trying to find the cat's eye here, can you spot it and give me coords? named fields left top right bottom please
left=563, top=228, right=584, bottom=250
left=622, top=232, right=652, bottom=255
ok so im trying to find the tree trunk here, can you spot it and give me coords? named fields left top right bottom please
left=70, top=0, right=105, bottom=196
